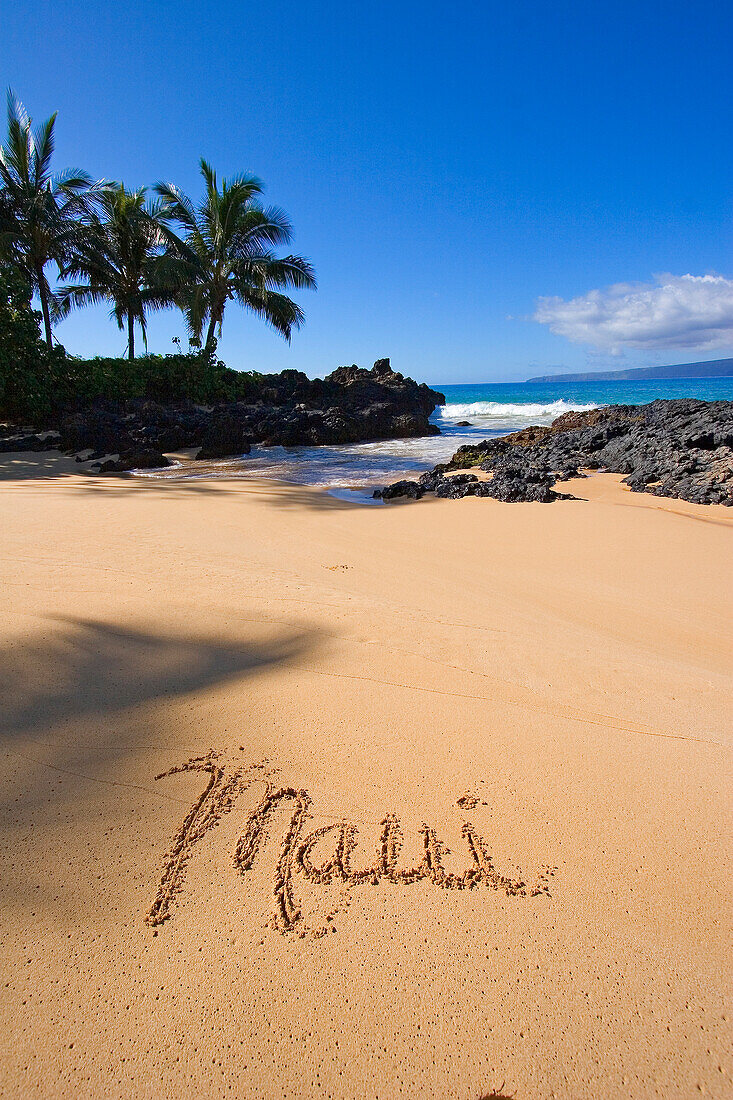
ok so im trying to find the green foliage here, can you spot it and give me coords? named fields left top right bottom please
left=58, top=350, right=264, bottom=406
left=155, top=159, right=316, bottom=350
left=2, top=97, right=315, bottom=358
left=0, top=263, right=66, bottom=421
left=55, top=184, right=185, bottom=360
left=1, top=95, right=316, bottom=419
left=0, top=91, right=94, bottom=347
left=0, top=263, right=264, bottom=421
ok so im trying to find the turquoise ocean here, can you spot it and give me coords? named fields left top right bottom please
left=154, top=376, right=733, bottom=498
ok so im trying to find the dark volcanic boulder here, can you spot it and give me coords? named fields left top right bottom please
left=123, top=401, right=209, bottom=452
left=59, top=406, right=135, bottom=455
left=56, top=401, right=209, bottom=456
left=377, top=399, right=733, bottom=507
left=434, top=473, right=480, bottom=498
left=95, top=449, right=171, bottom=474
left=0, top=430, right=61, bottom=453
left=473, top=469, right=561, bottom=503
left=417, top=464, right=449, bottom=492
left=323, top=359, right=444, bottom=424
left=373, top=479, right=424, bottom=500
left=197, top=412, right=252, bottom=460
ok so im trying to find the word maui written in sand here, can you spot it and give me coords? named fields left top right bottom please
left=147, top=752, right=555, bottom=934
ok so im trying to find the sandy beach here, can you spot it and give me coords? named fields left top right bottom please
left=0, top=452, right=731, bottom=1100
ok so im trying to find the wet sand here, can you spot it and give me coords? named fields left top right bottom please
left=0, top=453, right=731, bottom=1099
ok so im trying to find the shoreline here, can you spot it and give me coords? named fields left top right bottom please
left=5, top=382, right=732, bottom=500
left=4, top=444, right=733, bottom=521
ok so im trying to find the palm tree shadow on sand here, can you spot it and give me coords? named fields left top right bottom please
left=0, top=616, right=321, bottom=815
left=0, top=616, right=318, bottom=737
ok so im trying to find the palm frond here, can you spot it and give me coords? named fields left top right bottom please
left=199, top=158, right=217, bottom=197
left=153, top=180, right=198, bottom=231
left=232, top=283, right=305, bottom=341
left=32, top=113, right=57, bottom=182
left=183, top=282, right=211, bottom=341
left=237, top=253, right=317, bottom=291
left=231, top=208, right=295, bottom=256
left=52, top=167, right=93, bottom=193
left=53, top=282, right=109, bottom=315
left=222, top=170, right=263, bottom=196
left=6, top=89, right=30, bottom=132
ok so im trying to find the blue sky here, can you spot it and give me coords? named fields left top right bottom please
left=4, top=0, right=732, bottom=383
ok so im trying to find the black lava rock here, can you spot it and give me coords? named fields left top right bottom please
left=3, top=358, right=446, bottom=461
left=197, top=412, right=252, bottom=460
left=0, top=431, right=60, bottom=453
left=373, top=479, right=424, bottom=500
left=377, top=400, right=733, bottom=507
left=95, top=449, right=171, bottom=474
left=434, top=473, right=480, bottom=498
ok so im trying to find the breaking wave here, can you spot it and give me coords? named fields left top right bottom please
left=438, top=400, right=600, bottom=420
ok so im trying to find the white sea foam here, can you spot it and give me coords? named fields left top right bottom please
left=438, top=399, right=599, bottom=420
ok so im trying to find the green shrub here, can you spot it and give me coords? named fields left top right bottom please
left=0, top=264, right=265, bottom=422
left=60, top=351, right=265, bottom=407
left=0, top=264, right=66, bottom=423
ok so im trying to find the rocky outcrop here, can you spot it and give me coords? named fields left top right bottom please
left=94, top=449, right=171, bottom=474
left=375, top=400, right=733, bottom=507
left=0, top=359, right=444, bottom=471
left=0, top=430, right=61, bottom=453
left=196, top=411, right=252, bottom=460
left=374, top=467, right=568, bottom=503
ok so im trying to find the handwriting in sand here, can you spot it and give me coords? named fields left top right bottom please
left=146, top=752, right=555, bottom=934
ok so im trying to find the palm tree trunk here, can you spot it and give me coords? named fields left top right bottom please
left=127, top=314, right=135, bottom=361
left=204, top=314, right=218, bottom=352
left=36, top=266, right=53, bottom=349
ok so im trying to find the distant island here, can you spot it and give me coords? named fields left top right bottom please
left=526, top=357, right=733, bottom=383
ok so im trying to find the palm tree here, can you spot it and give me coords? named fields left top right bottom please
left=56, top=184, right=178, bottom=360
left=0, top=90, right=92, bottom=347
left=155, top=159, right=315, bottom=352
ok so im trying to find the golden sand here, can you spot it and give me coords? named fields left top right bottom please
left=0, top=454, right=731, bottom=1098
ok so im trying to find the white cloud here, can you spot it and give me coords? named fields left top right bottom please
left=534, top=274, right=733, bottom=352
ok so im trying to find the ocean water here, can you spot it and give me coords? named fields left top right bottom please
left=151, top=376, right=733, bottom=499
